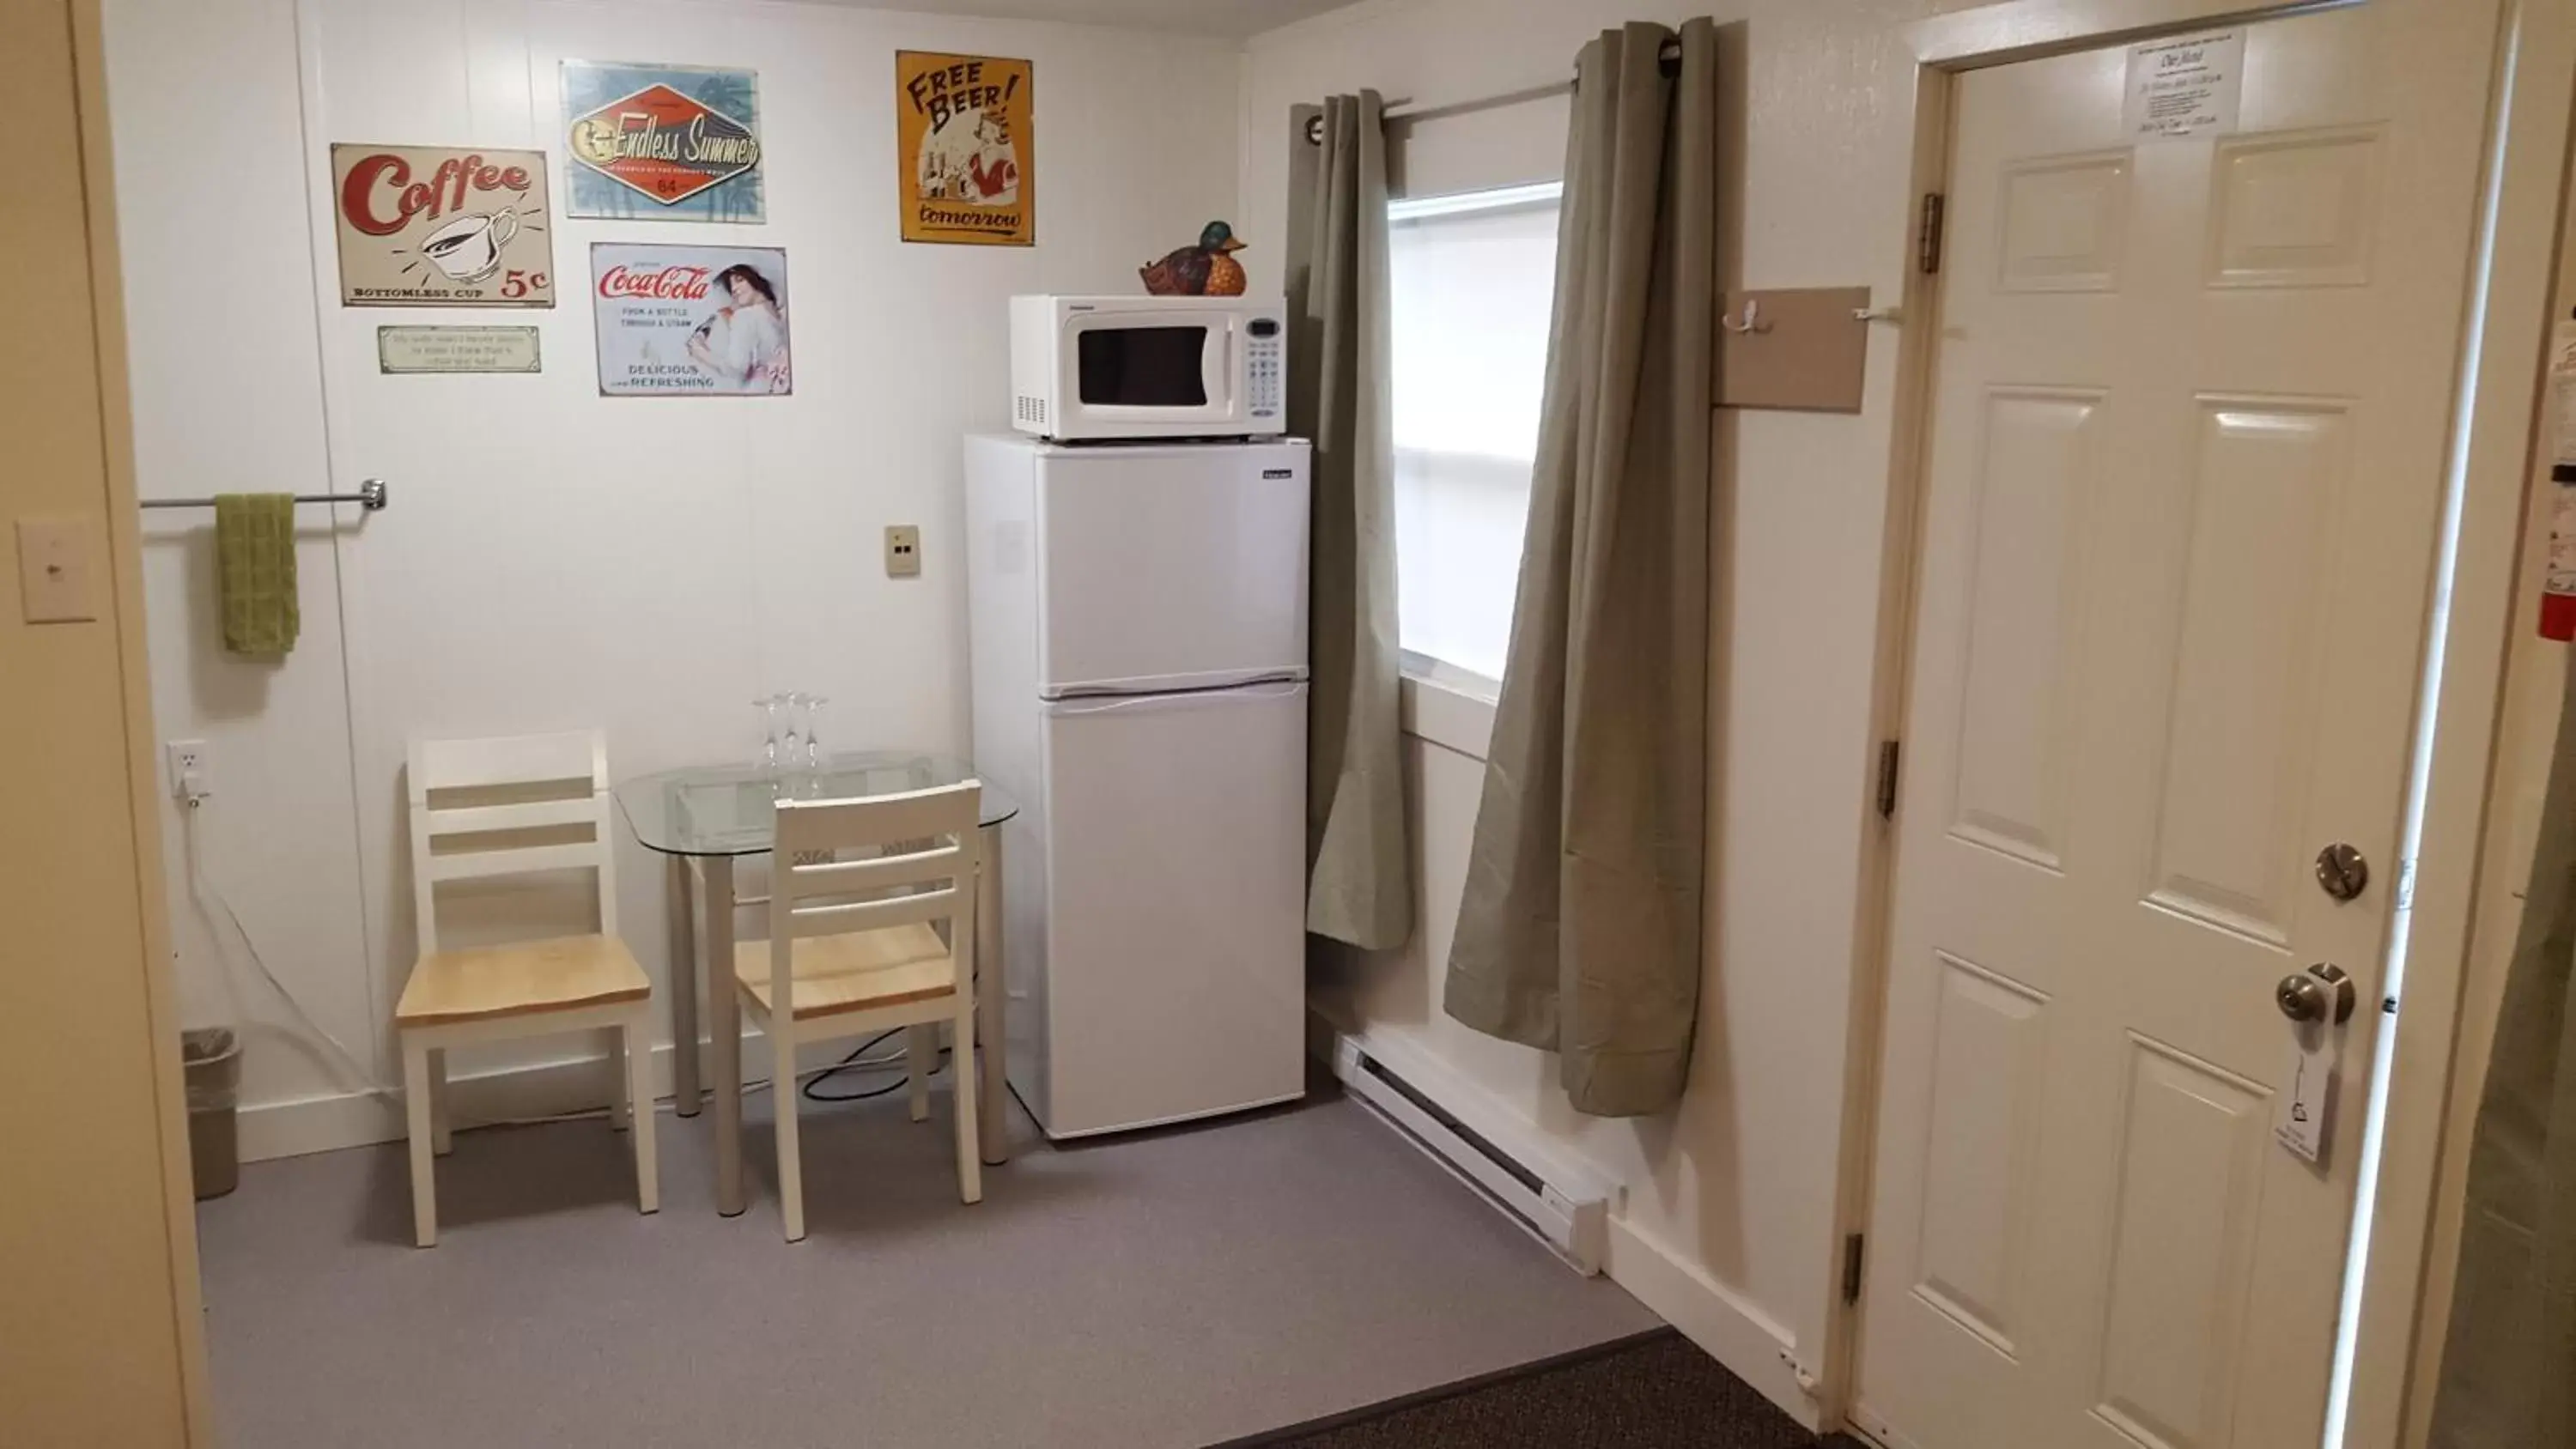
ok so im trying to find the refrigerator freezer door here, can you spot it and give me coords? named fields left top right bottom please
left=1035, top=442, right=1310, bottom=696
left=1023, top=681, right=1309, bottom=1137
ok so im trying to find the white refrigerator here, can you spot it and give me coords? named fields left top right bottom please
left=964, top=433, right=1312, bottom=1139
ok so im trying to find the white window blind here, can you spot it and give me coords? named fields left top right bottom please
left=1388, top=182, right=1562, bottom=683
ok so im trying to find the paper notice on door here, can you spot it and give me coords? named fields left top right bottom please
left=2274, top=1019, right=2339, bottom=1167
left=2124, top=30, right=2245, bottom=140
left=2549, top=319, right=2576, bottom=466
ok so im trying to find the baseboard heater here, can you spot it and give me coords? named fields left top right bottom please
left=1331, top=1036, right=1609, bottom=1276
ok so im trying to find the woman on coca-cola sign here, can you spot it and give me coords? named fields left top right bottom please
left=687, top=264, right=790, bottom=393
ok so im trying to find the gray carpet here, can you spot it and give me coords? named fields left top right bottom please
left=197, top=1081, right=1656, bottom=1448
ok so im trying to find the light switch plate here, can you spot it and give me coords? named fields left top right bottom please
left=884, top=524, right=922, bottom=579
left=16, top=516, right=99, bottom=623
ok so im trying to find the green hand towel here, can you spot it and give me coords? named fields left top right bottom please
left=215, top=493, right=298, bottom=658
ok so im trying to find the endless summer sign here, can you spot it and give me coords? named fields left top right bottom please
left=564, top=62, right=766, bottom=222
left=332, top=145, right=555, bottom=306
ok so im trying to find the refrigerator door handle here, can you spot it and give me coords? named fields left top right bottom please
left=1043, top=681, right=1307, bottom=716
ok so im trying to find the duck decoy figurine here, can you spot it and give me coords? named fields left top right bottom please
left=1140, top=221, right=1249, bottom=297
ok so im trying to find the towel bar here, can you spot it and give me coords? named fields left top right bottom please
left=141, top=479, right=389, bottom=512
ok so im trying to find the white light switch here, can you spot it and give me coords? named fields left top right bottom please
left=15, top=516, right=99, bottom=623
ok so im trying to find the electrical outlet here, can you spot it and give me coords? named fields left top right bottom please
left=167, top=739, right=211, bottom=803
left=884, top=524, right=922, bottom=579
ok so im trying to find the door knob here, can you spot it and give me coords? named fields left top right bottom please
left=2276, top=963, right=2356, bottom=1026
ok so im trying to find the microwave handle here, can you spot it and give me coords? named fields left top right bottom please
left=1212, top=316, right=1236, bottom=410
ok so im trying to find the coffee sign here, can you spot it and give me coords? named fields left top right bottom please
left=331, top=144, right=556, bottom=307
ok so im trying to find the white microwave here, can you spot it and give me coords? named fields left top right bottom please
left=1010, top=294, right=1287, bottom=442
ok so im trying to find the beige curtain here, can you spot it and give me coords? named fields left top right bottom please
left=2431, top=659, right=2576, bottom=1446
left=1442, top=21, right=1717, bottom=1117
left=1288, top=92, right=1413, bottom=952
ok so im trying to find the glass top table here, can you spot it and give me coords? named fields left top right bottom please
left=613, top=750, right=1018, bottom=1202
left=615, top=752, right=1019, bottom=857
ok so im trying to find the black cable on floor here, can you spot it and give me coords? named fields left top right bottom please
left=801, top=1028, right=951, bottom=1103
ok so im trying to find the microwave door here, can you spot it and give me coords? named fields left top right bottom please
left=1074, top=323, right=1211, bottom=412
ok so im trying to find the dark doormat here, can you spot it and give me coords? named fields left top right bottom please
left=1208, top=1328, right=1876, bottom=1448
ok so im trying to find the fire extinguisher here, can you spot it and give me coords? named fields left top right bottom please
left=2543, top=311, right=2576, bottom=641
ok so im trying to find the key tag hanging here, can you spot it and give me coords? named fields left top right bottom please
left=2273, top=964, right=2355, bottom=1167
left=2540, top=311, right=2576, bottom=640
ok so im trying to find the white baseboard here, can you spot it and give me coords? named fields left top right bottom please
left=234, top=1028, right=954, bottom=1163
left=238, top=1043, right=686, bottom=1162
left=1605, top=1216, right=1820, bottom=1431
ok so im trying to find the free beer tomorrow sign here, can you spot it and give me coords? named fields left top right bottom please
left=331, top=145, right=556, bottom=307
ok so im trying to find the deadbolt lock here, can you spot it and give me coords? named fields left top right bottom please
left=2316, top=843, right=2369, bottom=902
left=2276, top=963, right=2357, bottom=1026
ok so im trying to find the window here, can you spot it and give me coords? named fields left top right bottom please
left=1388, top=182, right=1563, bottom=684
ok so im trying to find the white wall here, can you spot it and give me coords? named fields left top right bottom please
left=1244, top=0, right=1960, bottom=1420
left=106, top=0, right=1242, bottom=1149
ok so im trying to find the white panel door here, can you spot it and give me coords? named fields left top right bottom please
left=1856, top=7, right=2495, bottom=1448
left=1035, top=441, right=1311, bottom=695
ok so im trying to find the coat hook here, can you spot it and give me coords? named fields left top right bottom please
left=1721, top=297, right=1769, bottom=335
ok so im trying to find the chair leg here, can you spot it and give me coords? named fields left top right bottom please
left=428, top=1047, right=452, bottom=1157
left=624, top=1018, right=659, bottom=1216
left=403, top=1037, right=438, bottom=1247
left=951, top=1002, right=982, bottom=1205
left=907, top=1025, right=936, bottom=1124
left=607, top=1027, right=630, bottom=1133
left=772, top=1028, right=806, bottom=1242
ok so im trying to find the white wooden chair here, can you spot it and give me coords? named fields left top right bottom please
left=395, top=731, right=658, bottom=1247
left=729, top=781, right=982, bottom=1241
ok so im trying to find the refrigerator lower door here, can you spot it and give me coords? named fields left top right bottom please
left=1021, top=681, right=1309, bottom=1137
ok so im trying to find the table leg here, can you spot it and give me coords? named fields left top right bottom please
left=666, top=852, right=699, bottom=1118
left=978, top=822, right=1010, bottom=1167
left=706, top=854, right=744, bottom=1217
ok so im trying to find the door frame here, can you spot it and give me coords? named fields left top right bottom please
left=1824, top=2, right=2576, bottom=1446
left=11, top=0, right=217, bottom=1440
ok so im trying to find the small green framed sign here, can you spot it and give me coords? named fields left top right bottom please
left=377, top=325, right=543, bottom=374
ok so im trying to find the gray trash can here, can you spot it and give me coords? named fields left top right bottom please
left=182, top=1028, right=241, bottom=1200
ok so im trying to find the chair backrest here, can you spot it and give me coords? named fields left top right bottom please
left=406, top=731, right=616, bottom=955
left=767, top=781, right=982, bottom=1002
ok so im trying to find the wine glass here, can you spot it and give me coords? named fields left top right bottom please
left=754, top=694, right=787, bottom=772
left=781, top=693, right=808, bottom=780
left=801, top=695, right=829, bottom=773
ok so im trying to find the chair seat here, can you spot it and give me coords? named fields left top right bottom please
left=396, top=933, right=651, bottom=1028
left=732, top=924, right=958, bottom=1022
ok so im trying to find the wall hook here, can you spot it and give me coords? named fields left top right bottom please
left=1721, top=297, right=1770, bottom=335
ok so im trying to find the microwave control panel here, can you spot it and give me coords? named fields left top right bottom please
left=1247, top=317, right=1285, bottom=421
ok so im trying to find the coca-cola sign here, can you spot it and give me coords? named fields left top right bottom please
left=330, top=143, right=555, bottom=307
left=597, top=264, right=714, bottom=300
left=562, top=62, right=765, bottom=222
left=591, top=243, right=790, bottom=397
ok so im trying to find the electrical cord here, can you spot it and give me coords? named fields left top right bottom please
left=180, top=799, right=397, bottom=1102
left=802, top=1028, right=950, bottom=1102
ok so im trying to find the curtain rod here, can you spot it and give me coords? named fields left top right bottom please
left=1303, top=38, right=1682, bottom=145
left=141, top=480, right=390, bottom=512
